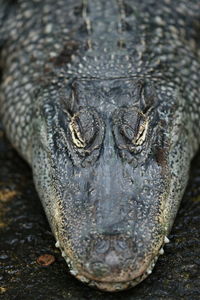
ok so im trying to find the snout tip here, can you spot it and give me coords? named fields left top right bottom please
left=66, top=237, right=161, bottom=291
left=74, top=249, right=161, bottom=292
left=59, top=232, right=166, bottom=291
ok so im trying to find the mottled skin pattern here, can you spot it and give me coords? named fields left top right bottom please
left=0, top=0, right=200, bottom=292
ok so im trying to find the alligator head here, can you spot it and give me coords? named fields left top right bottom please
left=31, top=77, right=193, bottom=291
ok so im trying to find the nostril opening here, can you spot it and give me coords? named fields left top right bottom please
left=95, top=239, right=110, bottom=254
left=115, top=239, right=129, bottom=252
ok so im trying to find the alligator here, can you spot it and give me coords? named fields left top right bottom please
left=0, top=0, right=200, bottom=292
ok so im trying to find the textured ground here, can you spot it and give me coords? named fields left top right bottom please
left=0, top=121, right=200, bottom=300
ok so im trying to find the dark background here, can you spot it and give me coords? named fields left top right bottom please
left=0, top=122, right=200, bottom=300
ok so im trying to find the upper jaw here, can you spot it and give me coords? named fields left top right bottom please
left=54, top=228, right=168, bottom=292
left=55, top=236, right=167, bottom=292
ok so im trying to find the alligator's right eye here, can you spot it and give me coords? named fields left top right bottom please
left=68, top=108, right=104, bottom=154
left=69, top=109, right=97, bottom=148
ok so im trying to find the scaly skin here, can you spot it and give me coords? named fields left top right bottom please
left=0, top=0, right=200, bottom=292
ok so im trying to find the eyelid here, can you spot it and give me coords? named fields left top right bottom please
left=112, top=107, right=149, bottom=152
left=69, top=119, right=86, bottom=148
left=69, top=109, right=95, bottom=149
left=68, top=108, right=105, bottom=154
left=133, top=118, right=149, bottom=146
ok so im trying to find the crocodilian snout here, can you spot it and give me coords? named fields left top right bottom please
left=54, top=127, right=167, bottom=291
left=64, top=225, right=164, bottom=292
left=33, top=78, right=189, bottom=292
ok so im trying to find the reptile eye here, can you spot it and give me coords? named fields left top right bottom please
left=69, top=109, right=98, bottom=148
left=113, top=108, right=149, bottom=151
left=121, top=110, right=148, bottom=146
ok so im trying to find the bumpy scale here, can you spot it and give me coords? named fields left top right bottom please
left=0, top=0, right=200, bottom=292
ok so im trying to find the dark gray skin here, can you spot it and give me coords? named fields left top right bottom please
left=0, top=0, right=200, bottom=292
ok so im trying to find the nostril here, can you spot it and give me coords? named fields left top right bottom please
left=95, top=239, right=110, bottom=254
left=87, top=236, right=132, bottom=279
left=114, top=239, right=129, bottom=252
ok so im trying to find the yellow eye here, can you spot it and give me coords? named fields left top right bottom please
left=121, top=109, right=148, bottom=146
left=132, top=112, right=148, bottom=146
left=113, top=107, right=149, bottom=152
left=69, top=117, right=86, bottom=148
left=69, top=109, right=97, bottom=149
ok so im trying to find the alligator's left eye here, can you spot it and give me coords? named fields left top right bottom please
left=69, top=109, right=100, bottom=149
left=113, top=107, right=149, bottom=151
left=121, top=109, right=148, bottom=146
